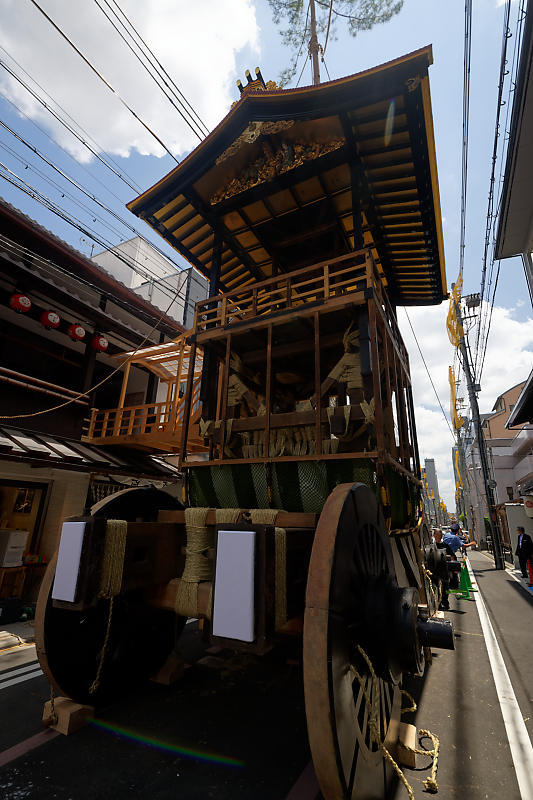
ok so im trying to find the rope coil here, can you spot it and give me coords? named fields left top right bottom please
left=350, top=645, right=440, bottom=798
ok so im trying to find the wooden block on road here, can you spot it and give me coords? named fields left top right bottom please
left=397, top=722, right=417, bottom=768
left=42, top=696, right=94, bottom=736
left=150, top=653, right=185, bottom=685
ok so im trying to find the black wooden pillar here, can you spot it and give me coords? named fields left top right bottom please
left=200, top=230, right=222, bottom=419
left=350, top=163, right=364, bottom=251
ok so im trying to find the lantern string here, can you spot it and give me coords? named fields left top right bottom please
left=0, top=280, right=184, bottom=420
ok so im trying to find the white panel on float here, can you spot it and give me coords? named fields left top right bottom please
left=212, top=530, right=255, bottom=642
left=52, top=521, right=86, bottom=602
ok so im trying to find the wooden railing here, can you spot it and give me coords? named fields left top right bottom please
left=194, top=249, right=381, bottom=334
left=84, top=378, right=203, bottom=448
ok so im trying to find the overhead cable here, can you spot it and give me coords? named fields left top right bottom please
left=94, top=0, right=209, bottom=140
left=404, top=310, right=455, bottom=439
left=0, top=115, right=193, bottom=285
left=27, top=0, right=179, bottom=163
left=0, top=55, right=140, bottom=191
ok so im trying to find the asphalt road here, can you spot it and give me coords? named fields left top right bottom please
left=0, top=552, right=532, bottom=800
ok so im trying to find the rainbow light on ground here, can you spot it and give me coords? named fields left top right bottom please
left=88, top=719, right=245, bottom=768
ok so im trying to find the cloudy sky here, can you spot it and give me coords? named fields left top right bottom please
left=0, top=0, right=532, bottom=508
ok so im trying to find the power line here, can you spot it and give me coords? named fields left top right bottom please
left=0, top=42, right=142, bottom=191
left=473, top=0, right=512, bottom=373
left=403, top=309, right=455, bottom=439
left=95, top=0, right=209, bottom=139
left=27, top=0, right=179, bottom=163
left=0, top=231, right=187, bottom=334
left=0, top=162, right=184, bottom=306
left=458, top=0, right=472, bottom=278
left=0, top=55, right=140, bottom=191
left=0, top=265, right=187, bottom=421
left=0, top=114, right=193, bottom=287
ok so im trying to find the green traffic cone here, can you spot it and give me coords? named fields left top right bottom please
left=450, top=560, right=477, bottom=600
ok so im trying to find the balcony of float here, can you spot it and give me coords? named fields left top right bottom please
left=82, top=332, right=206, bottom=454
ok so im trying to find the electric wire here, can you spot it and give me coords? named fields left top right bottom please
left=0, top=266, right=187, bottom=420
left=473, top=0, right=512, bottom=373
left=474, top=0, right=525, bottom=380
left=0, top=42, right=141, bottom=191
left=0, top=230, right=188, bottom=334
left=92, top=0, right=207, bottom=142
left=404, top=310, right=455, bottom=439
left=27, top=0, right=179, bottom=163
left=0, top=55, right=140, bottom=191
left=0, top=114, right=195, bottom=288
left=99, top=0, right=209, bottom=138
left=458, top=0, right=472, bottom=278
left=0, top=162, right=184, bottom=307
left=0, top=87, right=131, bottom=206
left=0, top=153, right=182, bottom=299
left=323, top=0, right=334, bottom=54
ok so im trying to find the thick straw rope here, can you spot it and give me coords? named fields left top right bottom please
left=350, top=645, right=440, bottom=798
left=175, top=507, right=213, bottom=619
left=250, top=509, right=287, bottom=630
left=89, top=519, right=127, bottom=694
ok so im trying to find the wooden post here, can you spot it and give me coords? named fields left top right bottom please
left=219, top=335, right=232, bottom=458
left=265, top=325, right=272, bottom=459
left=179, top=339, right=197, bottom=464
left=368, top=301, right=384, bottom=453
left=324, top=263, right=330, bottom=300
left=382, top=322, right=398, bottom=460
left=314, top=312, right=322, bottom=455
left=170, top=344, right=185, bottom=435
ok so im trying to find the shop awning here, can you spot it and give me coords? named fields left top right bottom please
left=127, top=46, right=446, bottom=307
left=0, top=425, right=181, bottom=480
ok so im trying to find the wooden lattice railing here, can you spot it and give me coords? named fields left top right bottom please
left=84, top=376, right=202, bottom=449
left=193, top=249, right=381, bottom=335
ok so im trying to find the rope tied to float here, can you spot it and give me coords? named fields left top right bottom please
left=89, top=519, right=127, bottom=695
left=249, top=509, right=287, bottom=631
left=174, top=507, right=214, bottom=620
left=350, top=644, right=440, bottom=798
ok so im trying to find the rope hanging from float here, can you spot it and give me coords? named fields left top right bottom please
left=350, top=645, right=441, bottom=798
left=89, top=519, right=127, bottom=695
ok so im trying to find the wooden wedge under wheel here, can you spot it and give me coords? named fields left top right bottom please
left=304, top=483, right=429, bottom=800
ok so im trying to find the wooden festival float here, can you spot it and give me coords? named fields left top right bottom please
left=36, top=47, right=457, bottom=798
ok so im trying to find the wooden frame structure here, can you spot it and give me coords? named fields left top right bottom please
left=83, top=334, right=205, bottom=453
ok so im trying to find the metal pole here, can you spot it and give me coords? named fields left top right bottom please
left=309, top=0, right=321, bottom=86
left=455, top=294, right=505, bottom=569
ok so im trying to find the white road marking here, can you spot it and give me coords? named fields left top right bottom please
left=466, top=558, right=533, bottom=799
left=0, top=661, right=40, bottom=680
left=0, top=668, right=43, bottom=690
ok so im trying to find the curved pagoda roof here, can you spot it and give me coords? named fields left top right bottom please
left=128, top=46, right=446, bottom=306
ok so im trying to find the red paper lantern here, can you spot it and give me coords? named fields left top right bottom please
left=40, top=310, right=61, bottom=329
left=91, top=334, right=108, bottom=352
left=67, top=323, right=86, bottom=341
left=9, top=293, right=31, bottom=313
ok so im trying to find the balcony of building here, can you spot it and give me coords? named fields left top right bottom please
left=83, top=333, right=205, bottom=453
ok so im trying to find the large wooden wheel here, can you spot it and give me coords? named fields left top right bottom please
left=304, top=483, right=423, bottom=800
left=35, top=488, right=183, bottom=705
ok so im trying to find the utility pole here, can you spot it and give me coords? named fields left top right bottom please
left=455, top=294, right=505, bottom=569
left=309, top=0, right=321, bottom=86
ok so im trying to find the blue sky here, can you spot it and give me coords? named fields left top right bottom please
left=0, top=0, right=532, bottom=507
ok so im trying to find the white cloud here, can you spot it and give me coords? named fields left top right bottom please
left=397, top=302, right=533, bottom=509
left=0, top=0, right=259, bottom=162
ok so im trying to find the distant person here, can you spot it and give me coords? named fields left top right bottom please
left=443, top=523, right=476, bottom=556
left=515, top=526, right=533, bottom=580
left=433, top=529, right=451, bottom=610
